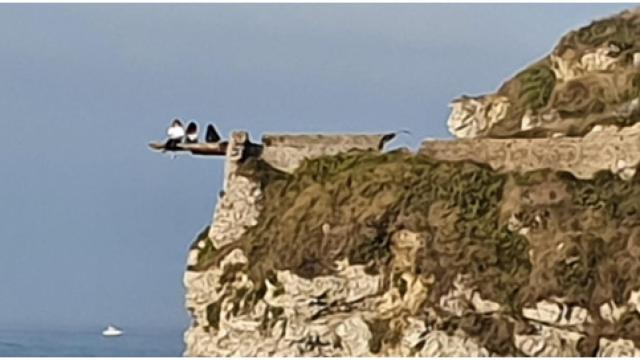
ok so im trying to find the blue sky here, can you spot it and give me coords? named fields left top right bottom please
left=0, top=4, right=632, bottom=331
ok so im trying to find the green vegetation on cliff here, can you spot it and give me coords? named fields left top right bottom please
left=234, top=150, right=532, bottom=309
left=183, top=8, right=640, bottom=357
left=449, top=8, right=640, bottom=139
left=192, top=149, right=640, bottom=354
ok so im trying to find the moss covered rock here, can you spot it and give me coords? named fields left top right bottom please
left=187, top=149, right=640, bottom=356
left=449, top=7, right=640, bottom=139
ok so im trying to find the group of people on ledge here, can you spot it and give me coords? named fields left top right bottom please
left=164, top=119, right=221, bottom=149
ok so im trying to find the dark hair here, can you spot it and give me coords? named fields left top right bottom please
left=172, top=119, right=183, bottom=127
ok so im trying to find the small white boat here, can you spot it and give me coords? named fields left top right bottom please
left=102, top=325, right=123, bottom=337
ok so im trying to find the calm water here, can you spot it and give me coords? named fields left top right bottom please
left=0, top=328, right=185, bottom=356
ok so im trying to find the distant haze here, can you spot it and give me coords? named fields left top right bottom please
left=0, top=4, right=631, bottom=330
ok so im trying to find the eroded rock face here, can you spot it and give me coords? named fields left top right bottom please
left=422, top=122, right=640, bottom=180
left=183, top=130, right=640, bottom=356
left=182, top=7, right=640, bottom=357
left=448, top=7, right=640, bottom=139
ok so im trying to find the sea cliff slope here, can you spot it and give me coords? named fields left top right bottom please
left=182, top=8, right=640, bottom=356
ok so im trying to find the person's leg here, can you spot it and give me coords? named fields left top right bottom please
left=165, top=138, right=178, bottom=150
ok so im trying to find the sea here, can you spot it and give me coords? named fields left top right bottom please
left=0, top=327, right=185, bottom=357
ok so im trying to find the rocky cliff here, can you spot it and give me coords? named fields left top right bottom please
left=448, top=7, right=640, bottom=139
left=182, top=8, right=640, bottom=357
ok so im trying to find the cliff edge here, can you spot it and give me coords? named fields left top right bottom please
left=181, top=8, right=640, bottom=357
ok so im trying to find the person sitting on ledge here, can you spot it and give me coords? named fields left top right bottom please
left=185, top=121, right=198, bottom=144
left=165, top=119, right=185, bottom=150
left=206, top=124, right=221, bottom=143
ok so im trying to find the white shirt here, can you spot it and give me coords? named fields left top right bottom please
left=187, top=133, right=198, bottom=141
left=167, top=125, right=185, bottom=139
